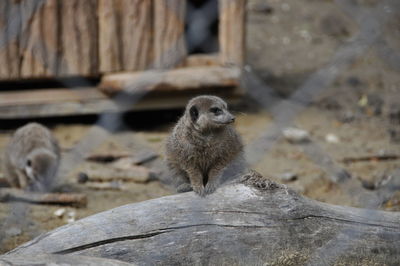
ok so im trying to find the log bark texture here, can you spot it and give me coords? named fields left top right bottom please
left=19, top=0, right=58, bottom=78
left=0, top=1, right=21, bottom=79
left=153, top=0, right=186, bottom=69
left=0, top=188, right=87, bottom=207
left=99, top=66, right=241, bottom=95
left=58, top=0, right=98, bottom=76
left=2, top=172, right=400, bottom=265
left=98, top=0, right=152, bottom=73
left=219, top=0, right=246, bottom=66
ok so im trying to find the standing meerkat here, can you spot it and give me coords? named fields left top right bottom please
left=166, top=95, right=246, bottom=196
left=3, top=122, right=60, bottom=191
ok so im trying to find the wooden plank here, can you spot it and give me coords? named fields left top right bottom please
left=0, top=88, right=106, bottom=106
left=153, top=0, right=187, bottom=69
left=0, top=0, right=21, bottom=80
left=219, top=0, right=246, bottom=66
left=0, top=90, right=242, bottom=119
left=4, top=172, right=400, bottom=265
left=58, top=0, right=98, bottom=76
left=99, top=66, right=241, bottom=95
left=180, top=54, right=220, bottom=68
left=98, top=0, right=152, bottom=73
left=19, top=0, right=58, bottom=78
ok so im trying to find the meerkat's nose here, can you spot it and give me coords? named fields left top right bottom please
left=230, top=116, right=235, bottom=123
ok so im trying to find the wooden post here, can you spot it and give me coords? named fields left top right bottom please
left=219, top=0, right=246, bottom=66
left=58, top=0, right=98, bottom=76
left=98, top=0, right=153, bottom=73
left=0, top=0, right=20, bottom=79
left=19, top=0, right=58, bottom=78
left=153, top=0, right=187, bottom=69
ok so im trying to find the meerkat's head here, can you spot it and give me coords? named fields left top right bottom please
left=25, top=148, right=59, bottom=191
left=185, top=95, right=235, bottom=131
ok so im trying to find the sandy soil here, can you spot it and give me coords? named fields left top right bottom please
left=1, top=0, right=400, bottom=255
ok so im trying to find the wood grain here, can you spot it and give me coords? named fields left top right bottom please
left=219, top=0, right=246, bottom=66
left=99, top=66, right=240, bottom=95
left=3, top=172, right=400, bottom=265
left=98, top=0, right=152, bottom=73
left=0, top=0, right=21, bottom=80
left=153, top=0, right=187, bottom=69
left=19, top=0, right=58, bottom=78
left=59, top=0, right=98, bottom=76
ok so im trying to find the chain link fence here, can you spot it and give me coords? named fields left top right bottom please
left=0, top=0, right=400, bottom=263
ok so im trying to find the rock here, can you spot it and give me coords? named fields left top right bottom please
left=77, top=172, right=89, bottom=184
left=53, top=208, right=66, bottom=218
left=282, top=127, right=310, bottom=143
left=320, top=15, right=350, bottom=38
left=6, top=227, right=22, bottom=237
left=66, top=211, right=76, bottom=223
left=277, top=172, right=298, bottom=182
left=325, top=134, right=340, bottom=144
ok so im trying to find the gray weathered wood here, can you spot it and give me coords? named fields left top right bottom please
left=0, top=254, right=134, bottom=266
left=59, top=0, right=98, bottom=76
left=0, top=0, right=21, bottom=79
left=99, top=66, right=241, bottom=95
left=153, top=0, right=186, bottom=69
left=219, top=0, right=246, bottom=66
left=98, top=0, right=152, bottom=73
left=3, top=172, right=400, bottom=265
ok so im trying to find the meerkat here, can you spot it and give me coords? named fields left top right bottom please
left=3, top=122, right=60, bottom=191
left=166, top=95, right=246, bottom=196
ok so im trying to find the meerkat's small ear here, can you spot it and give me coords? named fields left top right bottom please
left=189, top=106, right=199, bottom=122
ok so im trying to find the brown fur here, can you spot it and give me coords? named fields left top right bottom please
left=3, top=123, right=60, bottom=191
left=166, top=95, right=246, bottom=196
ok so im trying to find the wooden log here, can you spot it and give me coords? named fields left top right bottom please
left=0, top=0, right=20, bottom=80
left=98, top=0, right=152, bottom=73
left=0, top=254, right=132, bottom=266
left=0, top=89, right=243, bottom=119
left=219, top=0, right=246, bottom=66
left=180, top=54, right=220, bottom=68
left=99, top=66, right=241, bottom=95
left=85, top=181, right=125, bottom=191
left=19, top=0, right=58, bottom=78
left=83, top=164, right=154, bottom=183
left=3, top=172, right=400, bottom=265
left=58, top=0, right=98, bottom=76
left=0, top=88, right=106, bottom=106
left=0, top=188, right=87, bottom=207
left=153, top=0, right=187, bottom=69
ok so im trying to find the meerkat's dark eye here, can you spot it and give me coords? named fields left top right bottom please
left=210, top=107, right=222, bottom=115
left=26, top=159, right=32, bottom=167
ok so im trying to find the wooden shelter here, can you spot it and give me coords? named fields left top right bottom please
left=0, top=0, right=246, bottom=119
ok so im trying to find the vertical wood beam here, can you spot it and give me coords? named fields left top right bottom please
left=219, top=0, right=246, bottom=67
left=153, top=0, right=187, bottom=69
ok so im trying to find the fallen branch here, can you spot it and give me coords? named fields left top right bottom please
left=83, top=164, right=156, bottom=183
left=3, top=171, right=400, bottom=265
left=342, top=154, right=400, bottom=164
left=0, top=188, right=87, bottom=207
left=84, top=181, right=125, bottom=191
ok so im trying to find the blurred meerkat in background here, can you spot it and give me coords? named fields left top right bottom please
left=3, top=122, right=60, bottom=191
left=166, top=95, right=246, bottom=196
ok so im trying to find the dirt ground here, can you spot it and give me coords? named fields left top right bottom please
left=1, top=0, right=400, bottom=255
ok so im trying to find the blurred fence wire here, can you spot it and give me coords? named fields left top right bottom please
left=0, top=0, right=400, bottom=263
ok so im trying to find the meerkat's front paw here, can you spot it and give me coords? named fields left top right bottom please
left=177, top=183, right=193, bottom=193
left=204, top=181, right=218, bottom=195
left=192, top=184, right=206, bottom=197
